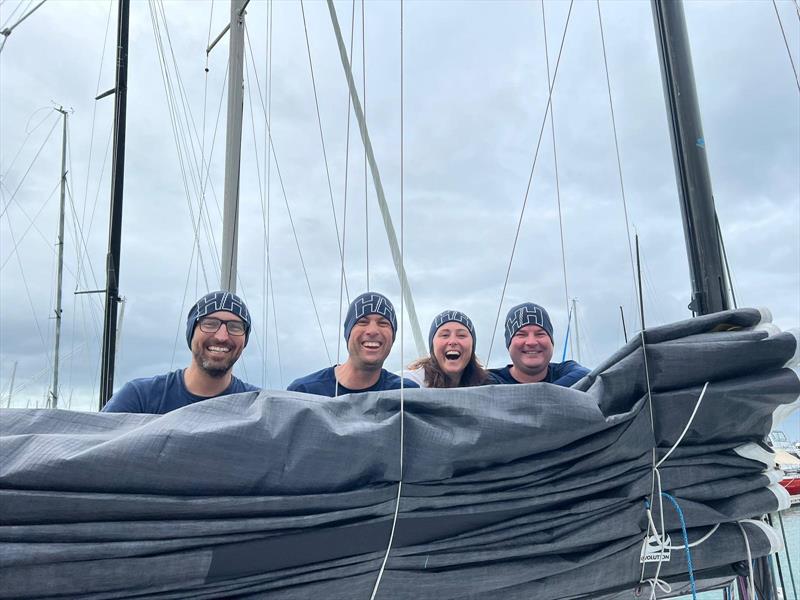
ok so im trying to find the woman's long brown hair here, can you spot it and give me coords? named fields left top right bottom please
left=408, top=354, right=489, bottom=388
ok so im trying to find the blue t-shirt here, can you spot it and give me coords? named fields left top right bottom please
left=487, top=361, right=589, bottom=388
left=103, top=369, right=259, bottom=414
left=287, top=366, right=419, bottom=397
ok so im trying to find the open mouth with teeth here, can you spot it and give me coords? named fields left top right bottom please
left=444, top=350, right=462, bottom=361
left=208, top=345, right=231, bottom=353
left=362, top=341, right=382, bottom=350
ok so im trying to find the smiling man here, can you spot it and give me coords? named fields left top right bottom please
left=488, top=302, right=589, bottom=387
left=287, top=292, right=419, bottom=397
left=103, top=291, right=259, bottom=414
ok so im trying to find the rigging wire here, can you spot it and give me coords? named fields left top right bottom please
left=198, top=0, right=213, bottom=296
left=299, top=0, right=351, bottom=303
left=78, top=127, right=113, bottom=294
left=362, top=0, right=369, bottom=290
left=0, top=178, right=60, bottom=273
left=1, top=105, right=54, bottom=182
left=70, top=0, right=114, bottom=391
left=771, top=0, right=800, bottom=94
left=486, top=0, right=574, bottom=364
left=80, top=0, right=113, bottom=251
left=0, top=0, right=28, bottom=31
left=149, top=0, right=221, bottom=287
left=153, top=0, right=224, bottom=277
left=268, top=257, right=284, bottom=387
left=540, top=0, right=571, bottom=340
left=64, top=127, right=104, bottom=407
left=775, top=511, right=799, bottom=597
left=4, top=342, right=86, bottom=400
left=65, top=121, right=104, bottom=302
left=0, top=112, right=60, bottom=220
left=244, top=17, right=333, bottom=365
left=264, top=0, right=277, bottom=387
left=240, top=27, right=273, bottom=380
left=4, top=215, right=52, bottom=374
left=716, top=215, right=738, bottom=309
left=0, top=0, right=45, bottom=55
left=261, top=0, right=269, bottom=387
left=596, top=0, right=639, bottom=326
left=336, top=0, right=358, bottom=374
left=162, top=3, right=227, bottom=274
left=164, top=51, right=229, bottom=370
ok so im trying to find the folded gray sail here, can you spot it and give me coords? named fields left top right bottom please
left=1, top=307, right=798, bottom=599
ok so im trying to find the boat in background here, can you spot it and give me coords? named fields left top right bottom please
left=768, top=431, right=800, bottom=501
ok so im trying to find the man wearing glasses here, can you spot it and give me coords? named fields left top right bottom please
left=103, top=291, right=259, bottom=414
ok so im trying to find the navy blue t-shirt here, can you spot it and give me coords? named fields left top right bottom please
left=103, top=369, right=259, bottom=414
left=487, top=361, right=589, bottom=387
left=287, top=366, right=419, bottom=397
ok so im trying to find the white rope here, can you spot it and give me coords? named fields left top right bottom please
left=637, top=327, right=663, bottom=595
left=639, top=366, right=712, bottom=599
left=642, top=577, right=672, bottom=597
left=656, top=381, right=709, bottom=468
left=645, top=508, right=720, bottom=549
left=737, top=521, right=756, bottom=600
left=369, top=3, right=405, bottom=596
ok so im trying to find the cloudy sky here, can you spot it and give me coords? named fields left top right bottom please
left=1, top=0, right=798, bottom=436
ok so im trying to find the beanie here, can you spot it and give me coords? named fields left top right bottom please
left=186, top=290, right=252, bottom=348
left=428, top=310, right=476, bottom=352
left=343, top=292, right=397, bottom=342
left=504, top=302, right=553, bottom=348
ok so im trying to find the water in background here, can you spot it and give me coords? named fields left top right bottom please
left=674, top=505, right=800, bottom=600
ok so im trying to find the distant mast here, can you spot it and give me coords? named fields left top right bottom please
left=99, top=0, right=131, bottom=409
left=220, top=0, right=248, bottom=293
left=48, top=107, right=69, bottom=409
left=651, top=0, right=730, bottom=316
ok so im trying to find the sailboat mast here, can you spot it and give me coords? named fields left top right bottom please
left=48, top=107, right=68, bottom=410
left=99, top=0, right=130, bottom=409
left=651, top=0, right=729, bottom=317
left=652, top=4, right=776, bottom=597
left=220, top=0, right=248, bottom=293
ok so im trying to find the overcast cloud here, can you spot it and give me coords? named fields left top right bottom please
left=1, top=0, right=798, bottom=439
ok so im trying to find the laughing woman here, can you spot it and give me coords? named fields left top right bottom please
left=404, top=310, right=489, bottom=388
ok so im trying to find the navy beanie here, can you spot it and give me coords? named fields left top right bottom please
left=504, top=302, right=553, bottom=348
left=428, top=310, right=476, bottom=352
left=343, top=292, right=397, bottom=342
left=186, top=290, right=252, bottom=348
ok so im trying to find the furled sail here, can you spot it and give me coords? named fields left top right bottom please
left=1, top=308, right=798, bottom=599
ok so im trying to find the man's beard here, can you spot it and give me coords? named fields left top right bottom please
left=198, top=359, right=231, bottom=378
left=193, top=347, right=237, bottom=378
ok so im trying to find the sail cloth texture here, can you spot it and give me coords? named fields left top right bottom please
left=1, top=308, right=798, bottom=599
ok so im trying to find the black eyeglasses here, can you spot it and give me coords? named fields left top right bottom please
left=197, top=317, right=246, bottom=336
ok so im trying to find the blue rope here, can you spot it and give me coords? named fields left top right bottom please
left=561, top=306, right=573, bottom=362
left=661, top=492, right=697, bottom=599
